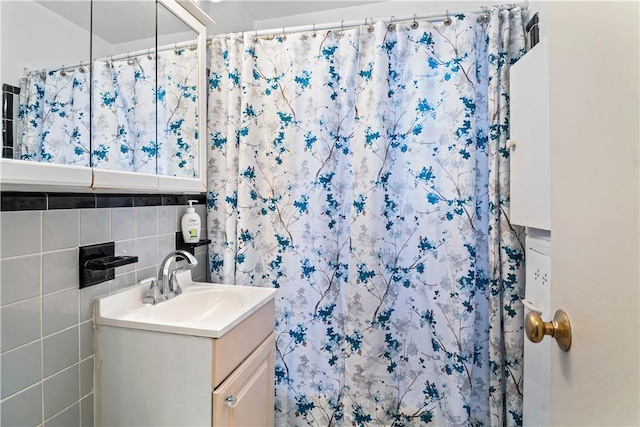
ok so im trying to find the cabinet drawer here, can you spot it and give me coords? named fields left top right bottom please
left=212, top=299, right=275, bottom=387
left=213, top=333, right=275, bottom=427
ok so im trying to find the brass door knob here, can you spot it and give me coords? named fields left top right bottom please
left=525, top=309, right=572, bottom=352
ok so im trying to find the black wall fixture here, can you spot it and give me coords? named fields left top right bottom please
left=175, top=232, right=211, bottom=256
left=79, top=242, right=138, bottom=288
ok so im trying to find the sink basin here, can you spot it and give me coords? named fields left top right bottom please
left=134, top=286, right=245, bottom=324
left=95, top=271, right=277, bottom=338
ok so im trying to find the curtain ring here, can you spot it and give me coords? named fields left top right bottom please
left=174, top=42, right=180, bottom=54
left=147, top=48, right=153, bottom=60
left=127, top=52, right=134, bottom=65
left=367, top=17, right=374, bottom=32
left=79, top=61, right=86, bottom=73
left=339, top=20, right=345, bottom=37
left=477, top=7, right=487, bottom=23
left=60, top=65, right=66, bottom=76
left=387, top=15, right=396, bottom=31
left=253, top=29, right=258, bottom=43
left=443, top=10, right=452, bottom=26
left=281, top=26, right=287, bottom=40
left=411, top=13, right=419, bottom=29
left=311, top=23, right=317, bottom=38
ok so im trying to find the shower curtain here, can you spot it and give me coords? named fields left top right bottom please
left=156, top=47, right=200, bottom=177
left=92, top=47, right=199, bottom=176
left=18, top=47, right=199, bottom=176
left=207, top=7, right=525, bottom=426
left=18, top=68, right=91, bottom=164
left=91, top=56, right=157, bottom=173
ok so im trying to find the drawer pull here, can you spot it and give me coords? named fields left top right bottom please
left=224, top=395, right=237, bottom=407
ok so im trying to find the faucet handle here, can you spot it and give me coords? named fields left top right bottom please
left=140, top=277, right=157, bottom=290
left=169, top=267, right=188, bottom=296
left=142, top=277, right=164, bottom=305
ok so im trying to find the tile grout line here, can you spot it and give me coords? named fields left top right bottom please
left=39, top=209, right=45, bottom=425
left=80, top=207, right=87, bottom=424
left=0, top=381, right=41, bottom=404
left=40, top=362, right=82, bottom=425
left=77, top=206, right=83, bottom=427
left=2, top=202, right=208, bottom=424
left=0, top=355, right=86, bottom=404
left=77, top=211, right=83, bottom=421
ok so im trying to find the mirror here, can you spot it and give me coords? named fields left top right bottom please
left=156, top=2, right=200, bottom=178
left=1, top=0, right=206, bottom=186
left=1, top=0, right=91, bottom=166
left=91, top=0, right=157, bottom=173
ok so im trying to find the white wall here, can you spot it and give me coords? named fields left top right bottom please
left=113, top=31, right=198, bottom=60
left=255, top=1, right=502, bottom=31
left=0, top=0, right=201, bottom=86
left=0, top=0, right=111, bottom=87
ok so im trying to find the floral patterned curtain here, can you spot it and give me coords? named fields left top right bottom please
left=486, top=10, right=527, bottom=426
left=157, top=47, right=200, bottom=177
left=17, top=47, right=198, bottom=176
left=92, top=48, right=199, bottom=175
left=18, top=69, right=91, bottom=165
left=91, top=56, right=157, bottom=172
left=207, top=7, right=525, bottom=426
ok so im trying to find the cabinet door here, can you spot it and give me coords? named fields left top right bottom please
left=213, top=333, right=275, bottom=427
left=509, top=38, right=551, bottom=230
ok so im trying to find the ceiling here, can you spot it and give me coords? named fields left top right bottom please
left=196, top=1, right=379, bottom=34
left=35, top=0, right=378, bottom=45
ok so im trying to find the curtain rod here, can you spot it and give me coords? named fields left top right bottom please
left=237, top=1, right=529, bottom=39
left=28, top=39, right=197, bottom=75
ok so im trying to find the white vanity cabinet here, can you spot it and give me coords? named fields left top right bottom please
left=95, top=299, right=276, bottom=427
left=509, top=38, right=551, bottom=231
left=213, top=334, right=275, bottom=427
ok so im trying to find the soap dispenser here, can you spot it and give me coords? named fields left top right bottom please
left=181, top=200, right=201, bottom=243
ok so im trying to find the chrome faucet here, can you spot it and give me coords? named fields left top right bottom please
left=143, top=250, right=198, bottom=304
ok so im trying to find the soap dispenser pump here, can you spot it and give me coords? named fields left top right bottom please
left=181, top=200, right=201, bottom=243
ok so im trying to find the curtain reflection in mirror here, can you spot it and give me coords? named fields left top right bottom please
left=157, top=47, right=199, bottom=177
left=92, top=56, right=157, bottom=173
left=15, top=45, right=198, bottom=177
left=18, top=68, right=90, bottom=165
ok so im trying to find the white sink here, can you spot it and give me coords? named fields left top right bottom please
left=95, top=271, right=277, bottom=338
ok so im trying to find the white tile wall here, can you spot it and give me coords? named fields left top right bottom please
left=0, top=205, right=208, bottom=426
left=1, top=254, right=41, bottom=304
left=0, top=211, right=42, bottom=258
left=1, top=341, right=41, bottom=399
left=136, top=207, right=158, bottom=238
left=43, top=210, right=79, bottom=252
left=1, top=384, right=42, bottom=426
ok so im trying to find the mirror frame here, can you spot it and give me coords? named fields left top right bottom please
left=158, top=0, right=212, bottom=192
left=0, top=0, right=213, bottom=193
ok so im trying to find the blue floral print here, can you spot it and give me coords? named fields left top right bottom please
left=207, top=8, right=526, bottom=426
